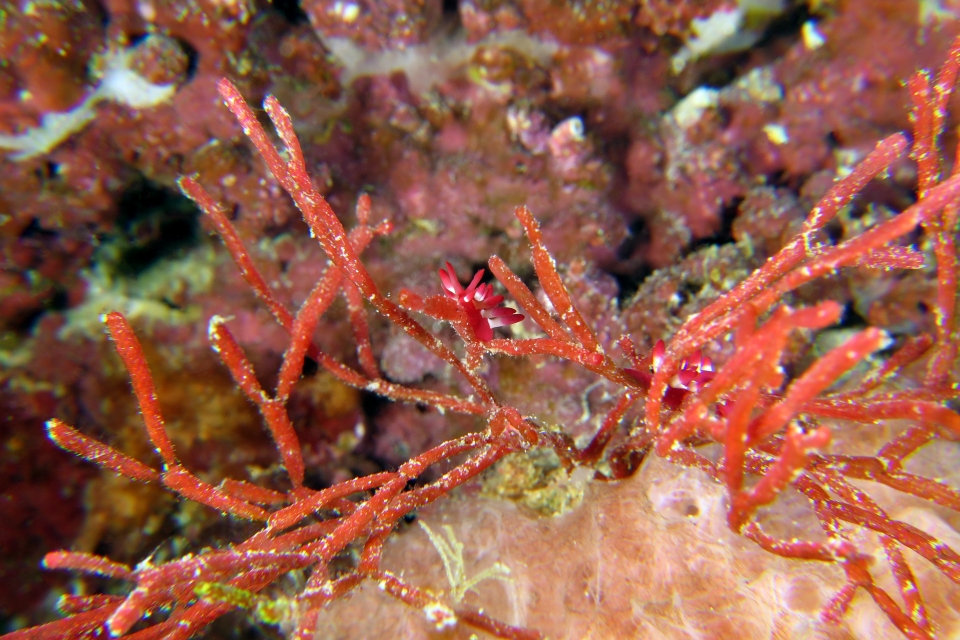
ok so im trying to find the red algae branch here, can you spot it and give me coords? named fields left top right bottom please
left=4, top=19, right=960, bottom=640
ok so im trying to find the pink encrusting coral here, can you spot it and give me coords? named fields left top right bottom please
left=5, top=21, right=960, bottom=637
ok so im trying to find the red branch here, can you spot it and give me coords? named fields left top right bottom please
left=14, top=34, right=960, bottom=640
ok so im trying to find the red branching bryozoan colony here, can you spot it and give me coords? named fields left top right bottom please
left=6, top=36, right=960, bottom=640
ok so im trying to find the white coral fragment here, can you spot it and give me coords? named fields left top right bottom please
left=672, top=0, right=787, bottom=73
left=670, top=87, right=719, bottom=131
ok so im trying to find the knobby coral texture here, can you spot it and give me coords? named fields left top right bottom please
left=1, top=1, right=960, bottom=639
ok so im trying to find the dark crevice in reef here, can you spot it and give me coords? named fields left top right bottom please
left=107, top=176, right=202, bottom=277
left=177, top=36, right=200, bottom=83
left=753, top=1, right=816, bottom=51
left=272, top=0, right=309, bottom=25
left=356, top=390, right=395, bottom=466
left=682, top=195, right=743, bottom=257
left=7, top=288, right=70, bottom=334
left=684, top=2, right=814, bottom=91
left=836, top=302, right=870, bottom=331
left=610, top=217, right=653, bottom=303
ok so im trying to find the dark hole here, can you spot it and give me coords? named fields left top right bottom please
left=19, top=218, right=56, bottom=240
left=302, top=356, right=319, bottom=378
left=683, top=503, right=700, bottom=518
left=470, top=261, right=492, bottom=283
left=176, top=37, right=200, bottom=82
left=823, top=219, right=843, bottom=244
left=113, top=176, right=201, bottom=276
left=836, top=302, right=868, bottom=330
left=160, top=297, right=183, bottom=311
left=699, top=64, right=737, bottom=89
left=681, top=279, right=704, bottom=298
left=273, top=0, right=309, bottom=24
left=768, top=169, right=789, bottom=187
left=752, top=1, right=813, bottom=49
left=359, top=389, right=389, bottom=421
left=613, top=268, right=650, bottom=304
left=9, top=299, right=51, bottom=333
left=617, top=217, right=648, bottom=260
left=34, top=161, right=59, bottom=182
left=47, top=289, right=69, bottom=312
left=92, top=540, right=112, bottom=558
left=302, top=471, right=327, bottom=491
left=612, top=217, right=652, bottom=302
left=683, top=196, right=743, bottom=255
left=673, top=279, right=704, bottom=308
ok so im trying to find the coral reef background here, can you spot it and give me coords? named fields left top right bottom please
left=1, top=0, right=959, bottom=636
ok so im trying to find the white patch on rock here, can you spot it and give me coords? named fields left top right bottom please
left=0, top=47, right=178, bottom=161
